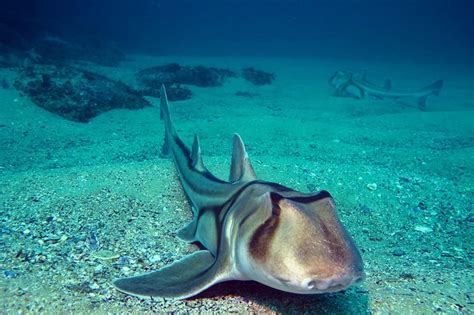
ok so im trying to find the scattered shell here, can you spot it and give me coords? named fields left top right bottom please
left=367, top=183, right=378, bottom=191
left=89, top=282, right=100, bottom=290
left=91, top=249, right=120, bottom=262
left=414, top=225, right=433, bottom=233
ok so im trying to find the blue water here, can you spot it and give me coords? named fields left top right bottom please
left=2, top=0, right=472, bottom=63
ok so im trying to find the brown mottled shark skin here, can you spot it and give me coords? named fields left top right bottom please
left=113, top=85, right=364, bottom=299
left=329, top=70, right=443, bottom=109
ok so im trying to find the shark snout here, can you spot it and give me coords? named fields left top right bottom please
left=302, top=270, right=365, bottom=292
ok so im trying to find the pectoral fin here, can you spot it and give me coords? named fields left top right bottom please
left=114, top=250, right=218, bottom=299
left=176, top=217, right=198, bottom=241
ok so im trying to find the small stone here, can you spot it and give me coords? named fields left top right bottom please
left=122, top=266, right=130, bottom=273
left=89, top=282, right=100, bottom=290
left=91, top=249, right=120, bottom=262
left=467, top=214, right=474, bottom=223
left=94, top=265, right=104, bottom=273
left=417, top=201, right=428, bottom=210
left=60, top=235, right=68, bottom=242
left=3, top=270, right=17, bottom=279
left=392, top=249, right=406, bottom=257
left=400, top=272, right=415, bottom=280
left=150, top=254, right=161, bottom=264
left=359, top=204, right=372, bottom=214
left=67, top=282, right=94, bottom=294
left=22, top=229, right=31, bottom=235
left=414, top=225, right=433, bottom=233
left=116, top=255, right=131, bottom=266
left=367, top=183, right=377, bottom=191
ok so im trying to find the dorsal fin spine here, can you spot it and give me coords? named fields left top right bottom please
left=229, top=134, right=257, bottom=182
left=191, top=134, right=205, bottom=171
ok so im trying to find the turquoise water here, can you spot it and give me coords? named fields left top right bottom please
left=0, top=1, right=472, bottom=314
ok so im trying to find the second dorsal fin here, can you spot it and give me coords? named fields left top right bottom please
left=191, top=134, right=205, bottom=171
left=229, top=134, right=257, bottom=183
left=383, top=79, right=392, bottom=90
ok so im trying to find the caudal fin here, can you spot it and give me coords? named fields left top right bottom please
left=417, top=80, right=443, bottom=109
left=421, top=80, right=443, bottom=96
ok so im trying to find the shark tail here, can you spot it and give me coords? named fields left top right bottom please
left=417, top=80, right=444, bottom=109
left=160, top=85, right=176, bottom=157
left=421, top=80, right=444, bottom=96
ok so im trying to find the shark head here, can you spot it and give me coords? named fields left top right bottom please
left=236, top=187, right=364, bottom=294
left=328, top=70, right=351, bottom=89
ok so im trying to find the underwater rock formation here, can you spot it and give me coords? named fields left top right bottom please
left=241, top=67, right=275, bottom=85
left=140, top=84, right=192, bottom=101
left=14, top=65, right=150, bottom=122
left=136, top=63, right=276, bottom=100
left=136, top=63, right=236, bottom=101
left=137, top=63, right=236, bottom=88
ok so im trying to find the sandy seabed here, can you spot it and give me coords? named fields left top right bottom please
left=0, top=55, right=473, bottom=314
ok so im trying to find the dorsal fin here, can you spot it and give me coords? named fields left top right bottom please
left=361, top=69, right=368, bottom=81
left=383, top=79, right=392, bottom=90
left=229, top=134, right=257, bottom=182
left=191, top=134, right=205, bottom=171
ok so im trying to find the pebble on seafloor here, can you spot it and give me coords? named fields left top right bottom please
left=414, top=225, right=433, bottom=233
left=359, top=204, right=372, bottom=214
left=3, top=270, right=17, bottom=279
left=367, top=183, right=378, bottom=191
left=91, top=250, right=120, bottom=262
left=392, top=249, right=406, bottom=257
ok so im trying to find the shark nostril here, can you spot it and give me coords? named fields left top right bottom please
left=302, top=278, right=316, bottom=290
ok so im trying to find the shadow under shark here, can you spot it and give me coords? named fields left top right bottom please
left=113, top=85, right=364, bottom=299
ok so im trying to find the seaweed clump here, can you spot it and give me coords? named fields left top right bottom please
left=15, top=65, right=151, bottom=122
left=241, top=67, right=275, bottom=86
